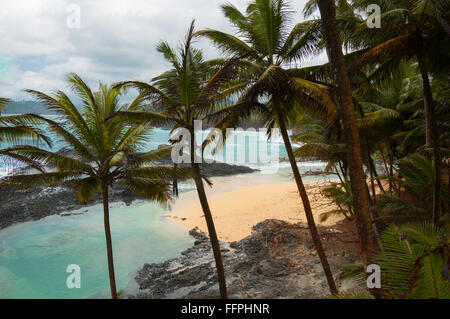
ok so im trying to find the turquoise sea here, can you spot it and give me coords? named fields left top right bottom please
left=0, top=127, right=328, bottom=298
left=0, top=201, right=193, bottom=298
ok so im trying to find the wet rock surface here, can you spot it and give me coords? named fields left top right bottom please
left=131, top=219, right=362, bottom=299
left=0, top=162, right=257, bottom=230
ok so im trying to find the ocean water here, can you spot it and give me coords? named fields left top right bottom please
left=0, top=125, right=291, bottom=174
left=0, top=127, right=328, bottom=299
left=0, top=201, right=193, bottom=299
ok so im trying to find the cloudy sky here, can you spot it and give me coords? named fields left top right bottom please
left=0, top=0, right=326, bottom=100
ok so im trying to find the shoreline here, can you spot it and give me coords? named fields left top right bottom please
left=132, top=219, right=363, bottom=299
left=132, top=174, right=361, bottom=299
left=0, top=163, right=349, bottom=299
left=167, top=177, right=343, bottom=242
left=0, top=161, right=257, bottom=230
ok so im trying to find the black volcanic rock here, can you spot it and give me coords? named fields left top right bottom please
left=0, top=161, right=257, bottom=229
left=131, top=219, right=362, bottom=299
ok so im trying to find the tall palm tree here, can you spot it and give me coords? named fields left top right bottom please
left=0, top=74, right=181, bottom=299
left=109, top=21, right=246, bottom=298
left=315, top=0, right=375, bottom=268
left=346, top=0, right=450, bottom=225
left=197, top=0, right=338, bottom=294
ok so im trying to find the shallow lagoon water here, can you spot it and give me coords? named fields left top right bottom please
left=0, top=201, right=193, bottom=298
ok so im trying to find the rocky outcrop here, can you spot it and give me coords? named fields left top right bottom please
left=0, top=162, right=257, bottom=230
left=131, top=219, right=362, bottom=299
left=0, top=183, right=137, bottom=229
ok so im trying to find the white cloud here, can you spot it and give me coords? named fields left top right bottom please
left=0, top=0, right=326, bottom=100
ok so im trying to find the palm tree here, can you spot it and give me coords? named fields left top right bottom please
left=358, top=63, right=427, bottom=152
left=292, top=115, right=347, bottom=179
left=0, top=74, right=181, bottom=299
left=109, top=21, right=247, bottom=298
left=314, top=0, right=376, bottom=269
left=197, top=0, right=339, bottom=294
left=346, top=0, right=450, bottom=225
left=302, top=0, right=449, bottom=225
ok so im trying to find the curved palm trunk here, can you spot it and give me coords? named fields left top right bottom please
left=416, top=35, right=442, bottom=225
left=317, top=0, right=375, bottom=267
left=190, top=133, right=227, bottom=299
left=101, top=183, right=118, bottom=299
left=277, top=110, right=338, bottom=295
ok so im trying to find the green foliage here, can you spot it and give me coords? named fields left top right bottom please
left=197, top=0, right=338, bottom=133
left=349, top=0, right=450, bottom=78
left=111, top=20, right=246, bottom=155
left=293, top=116, right=347, bottom=171
left=333, top=222, right=449, bottom=299
left=377, top=222, right=449, bottom=298
left=0, top=98, right=10, bottom=114
left=357, top=62, right=427, bottom=156
left=376, top=155, right=449, bottom=221
left=328, top=290, right=375, bottom=299
left=0, top=74, right=184, bottom=204
left=320, top=182, right=355, bottom=222
left=0, top=97, right=52, bottom=147
left=338, top=263, right=366, bottom=284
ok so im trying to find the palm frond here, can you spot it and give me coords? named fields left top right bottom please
left=1, top=172, right=82, bottom=189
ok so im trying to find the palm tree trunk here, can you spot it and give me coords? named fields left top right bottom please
left=389, top=153, right=394, bottom=178
left=370, top=155, right=385, bottom=194
left=173, top=163, right=179, bottom=196
left=380, top=151, right=393, bottom=194
left=365, top=180, right=382, bottom=249
left=317, top=0, right=375, bottom=267
left=416, top=33, right=442, bottom=225
left=358, top=101, right=385, bottom=196
left=101, top=182, right=118, bottom=299
left=339, top=162, right=348, bottom=182
left=334, top=164, right=344, bottom=183
left=190, top=132, right=228, bottom=298
left=277, top=108, right=338, bottom=295
left=365, top=141, right=377, bottom=203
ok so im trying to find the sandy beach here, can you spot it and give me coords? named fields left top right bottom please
left=169, top=174, right=343, bottom=242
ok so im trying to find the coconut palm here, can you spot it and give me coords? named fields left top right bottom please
left=109, top=21, right=248, bottom=298
left=311, top=0, right=377, bottom=270
left=197, top=0, right=339, bottom=294
left=0, top=74, right=182, bottom=299
left=345, top=0, right=450, bottom=225
left=358, top=62, right=427, bottom=157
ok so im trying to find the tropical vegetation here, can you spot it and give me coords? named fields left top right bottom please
left=0, top=75, right=184, bottom=298
left=0, top=0, right=448, bottom=299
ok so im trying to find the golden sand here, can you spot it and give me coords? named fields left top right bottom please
left=168, top=175, right=343, bottom=242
